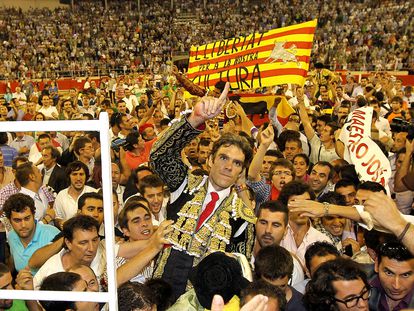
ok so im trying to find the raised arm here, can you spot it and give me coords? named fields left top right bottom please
left=168, top=89, right=177, bottom=116
left=394, top=139, right=414, bottom=192
left=28, top=236, right=64, bottom=269
left=117, top=220, right=172, bottom=286
left=334, top=128, right=345, bottom=159
left=187, top=82, right=230, bottom=128
left=288, top=199, right=362, bottom=222
left=268, top=98, right=283, bottom=134
left=248, top=125, right=274, bottom=182
left=364, top=192, right=414, bottom=253
left=138, top=103, right=156, bottom=127
left=234, top=102, right=256, bottom=136
left=150, top=83, right=230, bottom=191
left=297, top=93, right=316, bottom=141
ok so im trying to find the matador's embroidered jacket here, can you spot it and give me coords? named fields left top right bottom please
left=149, top=116, right=256, bottom=284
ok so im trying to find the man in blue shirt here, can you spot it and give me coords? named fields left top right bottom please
left=0, top=132, right=17, bottom=167
left=4, top=193, right=59, bottom=273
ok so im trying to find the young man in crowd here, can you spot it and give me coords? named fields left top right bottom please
left=334, top=179, right=357, bottom=206
left=370, top=241, right=414, bottom=310
left=53, top=161, right=97, bottom=228
left=16, top=162, right=51, bottom=221
left=255, top=245, right=307, bottom=310
left=116, top=201, right=172, bottom=286
left=304, top=258, right=371, bottom=310
left=254, top=200, right=305, bottom=286
left=278, top=180, right=331, bottom=265
left=4, top=193, right=59, bottom=273
left=308, top=161, right=334, bottom=199
left=297, top=93, right=339, bottom=164
left=138, top=174, right=167, bottom=224
left=295, top=241, right=340, bottom=293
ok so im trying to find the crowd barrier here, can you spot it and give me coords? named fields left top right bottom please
left=0, top=114, right=119, bottom=310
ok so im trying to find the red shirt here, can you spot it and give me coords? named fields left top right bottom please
left=125, top=138, right=156, bottom=170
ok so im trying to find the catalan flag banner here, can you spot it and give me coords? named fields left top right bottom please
left=187, top=19, right=317, bottom=90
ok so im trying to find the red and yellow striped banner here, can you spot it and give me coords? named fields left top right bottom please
left=187, top=19, right=317, bottom=90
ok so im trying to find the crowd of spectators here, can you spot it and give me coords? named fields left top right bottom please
left=0, top=62, right=412, bottom=309
left=0, top=0, right=413, bottom=80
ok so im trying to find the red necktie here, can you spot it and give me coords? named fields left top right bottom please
left=196, top=192, right=219, bottom=231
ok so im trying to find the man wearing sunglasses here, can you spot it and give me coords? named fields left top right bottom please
left=370, top=241, right=414, bottom=310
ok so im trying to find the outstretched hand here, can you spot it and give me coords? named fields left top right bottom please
left=150, top=220, right=174, bottom=251
left=260, top=125, right=275, bottom=147
left=188, top=82, right=230, bottom=128
left=211, top=294, right=268, bottom=311
left=363, top=192, right=406, bottom=232
left=15, top=266, right=34, bottom=290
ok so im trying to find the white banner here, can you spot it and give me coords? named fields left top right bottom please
left=340, top=106, right=391, bottom=188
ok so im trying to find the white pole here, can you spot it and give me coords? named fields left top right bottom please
left=99, top=113, right=118, bottom=311
left=0, top=290, right=109, bottom=302
left=0, top=115, right=117, bottom=310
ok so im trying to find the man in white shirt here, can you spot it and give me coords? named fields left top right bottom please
left=12, top=86, right=27, bottom=102
left=16, top=162, right=50, bottom=221
left=54, top=161, right=96, bottom=229
left=33, top=215, right=108, bottom=291
left=298, top=97, right=339, bottom=164
left=38, top=94, right=58, bottom=120
left=72, top=136, right=95, bottom=178
left=288, top=87, right=310, bottom=108
left=122, top=87, right=138, bottom=115
left=112, top=162, right=125, bottom=212
left=370, top=99, right=392, bottom=138
left=279, top=181, right=331, bottom=266
left=10, top=132, right=35, bottom=157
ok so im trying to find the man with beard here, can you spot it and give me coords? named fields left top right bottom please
left=279, top=181, right=331, bottom=266
left=308, top=161, right=334, bottom=199
left=253, top=200, right=304, bottom=286
left=4, top=193, right=59, bottom=272
left=53, top=161, right=96, bottom=229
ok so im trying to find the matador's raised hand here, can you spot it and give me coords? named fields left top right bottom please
left=188, top=82, right=230, bottom=128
